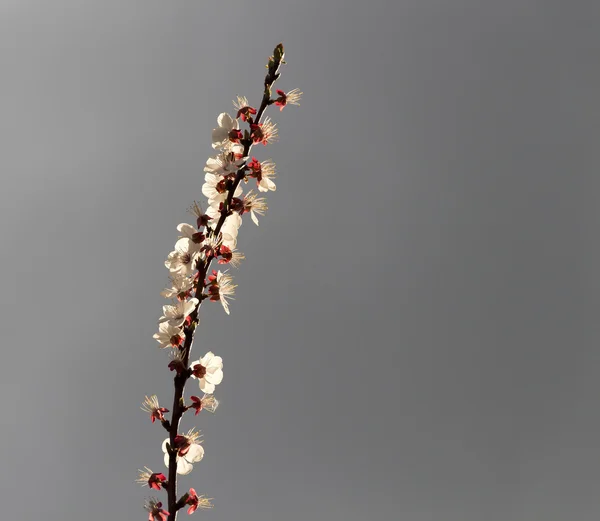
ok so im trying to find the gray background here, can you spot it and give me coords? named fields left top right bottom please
left=1, top=1, right=599, bottom=520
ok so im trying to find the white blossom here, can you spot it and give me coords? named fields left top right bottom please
left=257, top=159, right=277, bottom=192
left=162, top=429, right=204, bottom=476
left=161, top=274, right=194, bottom=299
left=165, top=238, right=199, bottom=275
left=212, top=112, right=239, bottom=149
left=159, top=298, right=198, bottom=327
left=206, top=206, right=242, bottom=249
left=243, top=191, right=268, bottom=226
left=190, top=351, right=224, bottom=394
left=176, top=223, right=206, bottom=253
left=251, top=116, right=278, bottom=145
left=202, top=173, right=243, bottom=208
left=198, top=394, right=219, bottom=413
left=204, top=151, right=246, bottom=177
left=207, top=270, right=236, bottom=315
left=153, top=322, right=185, bottom=348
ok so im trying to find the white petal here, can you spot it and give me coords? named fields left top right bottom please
left=183, top=299, right=199, bottom=316
left=200, top=379, right=215, bottom=394
left=251, top=211, right=259, bottom=226
left=200, top=351, right=215, bottom=366
left=205, top=368, right=223, bottom=386
left=217, top=112, right=237, bottom=130
left=185, top=444, right=205, bottom=463
left=221, top=299, right=231, bottom=315
left=212, top=128, right=228, bottom=148
left=164, top=452, right=171, bottom=468
left=162, top=438, right=170, bottom=454
left=208, top=355, right=223, bottom=369
left=177, top=457, right=193, bottom=475
left=222, top=237, right=237, bottom=250
left=174, top=237, right=191, bottom=253
left=228, top=212, right=242, bottom=227
left=206, top=205, right=219, bottom=220
left=204, top=157, right=221, bottom=173
left=177, top=223, right=197, bottom=238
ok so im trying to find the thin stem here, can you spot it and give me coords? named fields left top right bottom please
left=165, top=45, right=284, bottom=521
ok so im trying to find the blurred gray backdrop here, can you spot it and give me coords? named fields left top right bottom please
left=1, top=1, right=599, bottom=520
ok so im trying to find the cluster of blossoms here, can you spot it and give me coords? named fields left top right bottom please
left=138, top=43, right=300, bottom=520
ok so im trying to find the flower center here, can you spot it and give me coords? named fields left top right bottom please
left=216, top=179, right=228, bottom=194
left=173, top=435, right=191, bottom=455
left=193, top=363, right=207, bottom=378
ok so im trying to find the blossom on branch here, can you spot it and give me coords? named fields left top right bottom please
left=162, top=429, right=204, bottom=476
left=233, top=95, right=257, bottom=122
left=206, top=270, right=236, bottom=314
left=176, top=223, right=206, bottom=249
left=247, top=157, right=277, bottom=192
left=273, top=88, right=302, bottom=110
left=212, top=113, right=241, bottom=149
left=189, top=394, right=219, bottom=415
left=161, top=274, right=195, bottom=300
left=141, top=395, right=169, bottom=423
left=190, top=351, right=224, bottom=393
left=159, top=298, right=198, bottom=327
left=202, top=173, right=243, bottom=208
left=217, top=244, right=245, bottom=268
left=250, top=116, right=278, bottom=145
left=153, top=322, right=185, bottom=348
left=137, top=467, right=167, bottom=491
left=241, top=191, right=268, bottom=225
left=185, top=488, right=213, bottom=514
left=205, top=207, right=242, bottom=249
left=204, top=151, right=247, bottom=177
left=165, top=238, right=200, bottom=275
left=145, top=498, right=170, bottom=521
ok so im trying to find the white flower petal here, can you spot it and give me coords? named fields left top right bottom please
left=205, top=368, right=223, bottom=386
left=217, top=112, right=237, bottom=130
left=183, top=298, right=199, bottom=316
left=185, top=444, right=205, bottom=464
left=177, top=223, right=197, bottom=238
left=212, top=128, right=229, bottom=149
left=204, top=157, right=221, bottom=172
left=177, top=457, right=193, bottom=475
left=220, top=298, right=231, bottom=315
left=208, top=355, right=223, bottom=369
left=200, top=351, right=215, bottom=366
left=200, top=379, right=215, bottom=394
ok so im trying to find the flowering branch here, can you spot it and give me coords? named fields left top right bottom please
left=138, top=43, right=301, bottom=521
